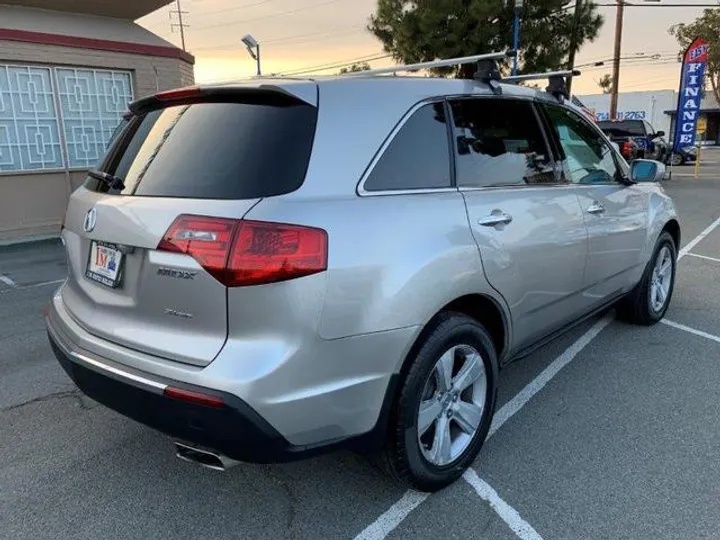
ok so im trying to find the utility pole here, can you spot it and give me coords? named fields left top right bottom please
left=609, top=0, right=625, bottom=120
left=170, top=0, right=189, bottom=51
left=566, top=0, right=583, bottom=94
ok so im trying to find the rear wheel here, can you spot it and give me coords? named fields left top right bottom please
left=618, top=232, right=676, bottom=325
left=377, top=313, right=498, bottom=492
left=670, top=153, right=684, bottom=166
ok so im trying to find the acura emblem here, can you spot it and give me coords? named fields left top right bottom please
left=83, top=207, right=97, bottom=233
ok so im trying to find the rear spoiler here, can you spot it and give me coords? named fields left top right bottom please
left=129, top=84, right=317, bottom=115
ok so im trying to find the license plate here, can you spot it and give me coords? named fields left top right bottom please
left=86, top=241, right=123, bottom=288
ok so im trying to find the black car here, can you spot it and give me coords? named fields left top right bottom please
left=597, top=119, right=669, bottom=163
left=668, top=145, right=698, bottom=166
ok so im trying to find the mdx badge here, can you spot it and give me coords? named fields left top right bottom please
left=157, top=267, right=197, bottom=280
left=83, top=207, right=97, bottom=233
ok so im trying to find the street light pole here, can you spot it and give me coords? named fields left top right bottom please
left=609, top=0, right=624, bottom=119
left=242, top=34, right=261, bottom=76
left=511, top=0, right=524, bottom=75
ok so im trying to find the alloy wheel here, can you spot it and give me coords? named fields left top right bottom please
left=650, top=245, right=673, bottom=312
left=417, top=344, right=487, bottom=467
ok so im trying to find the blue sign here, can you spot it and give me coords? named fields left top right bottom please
left=673, top=37, right=709, bottom=152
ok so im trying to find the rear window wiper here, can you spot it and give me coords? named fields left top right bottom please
left=88, top=169, right=125, bottom=191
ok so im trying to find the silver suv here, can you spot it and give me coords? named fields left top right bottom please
left=46, top=57, right=679, bottom=492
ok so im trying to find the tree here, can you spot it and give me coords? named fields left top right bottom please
left=598, top=73, right=613, bottom=93
left=670, top=9, right=720, bottom=105
left=339, top=62, right=372, bottom=74
left=369, top=0, right=603, bottom=78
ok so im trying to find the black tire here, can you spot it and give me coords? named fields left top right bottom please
left=375, top=312, right=499, bottom=492
left=670, top=153, right=684, bottom=167
left=618, top=231, right=677, bottom=325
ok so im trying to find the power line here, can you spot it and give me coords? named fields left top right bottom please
left=191, top=0, right=348, bottom=32
left=191, top=24, right=366, bottom=52
left=279, top=53, right=392, bottom=76
left=190, top=0, right=275, bottom=19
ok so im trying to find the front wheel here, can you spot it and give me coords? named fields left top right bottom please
left=376, top=313, right=498, bottom=492
left=669, top=153, right=684, bottom=167
left=618, top=232, right=677, bottom=325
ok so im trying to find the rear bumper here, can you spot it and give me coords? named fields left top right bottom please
left=48, top=325, right=398, bottom=462
left=48, top=329, right=291, bottom=462
left=46, top=288, right=412, bottom=461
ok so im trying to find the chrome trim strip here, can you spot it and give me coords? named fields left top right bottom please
left=47, top=320, right=167, bottom=393
left=70, top=349, right=168, bottom=392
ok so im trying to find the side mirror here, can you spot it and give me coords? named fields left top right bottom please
left=630, top=159, right=666, bottom=183
left=655, top=130, right=665, bottom=138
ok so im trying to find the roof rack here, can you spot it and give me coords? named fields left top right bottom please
left=503, top=69, right=581, bottom=101
left=340, top=51, right=514, bottom=77
left=502, top=69, right=580, bottom=83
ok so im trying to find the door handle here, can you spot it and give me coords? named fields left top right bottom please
left=478, top=212, right=513, bottom=227
left=586, top=202, right=605, bottom=214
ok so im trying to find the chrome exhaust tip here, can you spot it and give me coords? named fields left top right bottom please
left=174, top=442, right=240, bottom=471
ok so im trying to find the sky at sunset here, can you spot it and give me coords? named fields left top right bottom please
left=137, top=0, right=713, bottom=96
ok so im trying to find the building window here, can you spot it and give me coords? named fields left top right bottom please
left=0, top=63, right=133, bottom=173
left=0, top=65, right=63, bottom=171
left=55, top=68, right=133, bottom=169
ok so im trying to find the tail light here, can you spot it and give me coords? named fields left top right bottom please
left=158, top=215, right=328, bottom=287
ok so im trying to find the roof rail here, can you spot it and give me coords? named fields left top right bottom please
left=341, top=51, right=514, bottom=77
left=502, top=69, right=581, bottom=83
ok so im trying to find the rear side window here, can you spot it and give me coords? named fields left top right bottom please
left=86, top=101, right=317, bottom=199
left=363, top=102, right=451, bottom=192
left=449, top=98, right=557, bottom=188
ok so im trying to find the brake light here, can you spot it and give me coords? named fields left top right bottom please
left=157, top=215, right=328, bottom=287
left=155, top=86, right=202, bottom=102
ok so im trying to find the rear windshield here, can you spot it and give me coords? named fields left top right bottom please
left=86, top=101, right=317, bottom=199
left=596, top=120, right=645, bottom=137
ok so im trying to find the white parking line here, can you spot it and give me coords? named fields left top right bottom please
left=661, top=319, right=720, bottom=345
left=683, top=252, right=720, bottom=264
left=353, top=491, right=429, bottom=540
left=0, top=274, right=16, bottom=287
left=488, top=314, right=613, bottom=439
left=679, top=216, right=720, bottom=259
left=463, top=469, right=544, bottom=540
left=0, top=279, right=64, bottom=294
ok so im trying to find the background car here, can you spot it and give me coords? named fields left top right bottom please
left=668, top=145, right=698, bottom=166
left=597, top=119, right=669, bottom=163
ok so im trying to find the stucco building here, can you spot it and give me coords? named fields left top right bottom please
left=0, top=1, right=194, bottom=242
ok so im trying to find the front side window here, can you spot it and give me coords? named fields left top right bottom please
left=543, top=104, right=621, bottom=185
left=449, top=98, right=557, bottom=188
left=363, top=102, right=451, bottom=192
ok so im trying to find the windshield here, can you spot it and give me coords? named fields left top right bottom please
left=596, top=120, right=645, bottom=137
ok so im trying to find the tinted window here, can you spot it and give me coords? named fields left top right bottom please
left=86, top=101, right=317, bottom=199
left=543, top=104, right=620, bottom=184
left=364, top=102, right=451, bottom=191
left=596, top=120, right=645, bottom=137
left=449, top=98, right=557, bottom=188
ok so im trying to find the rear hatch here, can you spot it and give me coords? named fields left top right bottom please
left=61, top=84, right=318, bottom=366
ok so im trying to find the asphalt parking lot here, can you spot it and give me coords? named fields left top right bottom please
left=4, top=153, right=720, bottom=540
